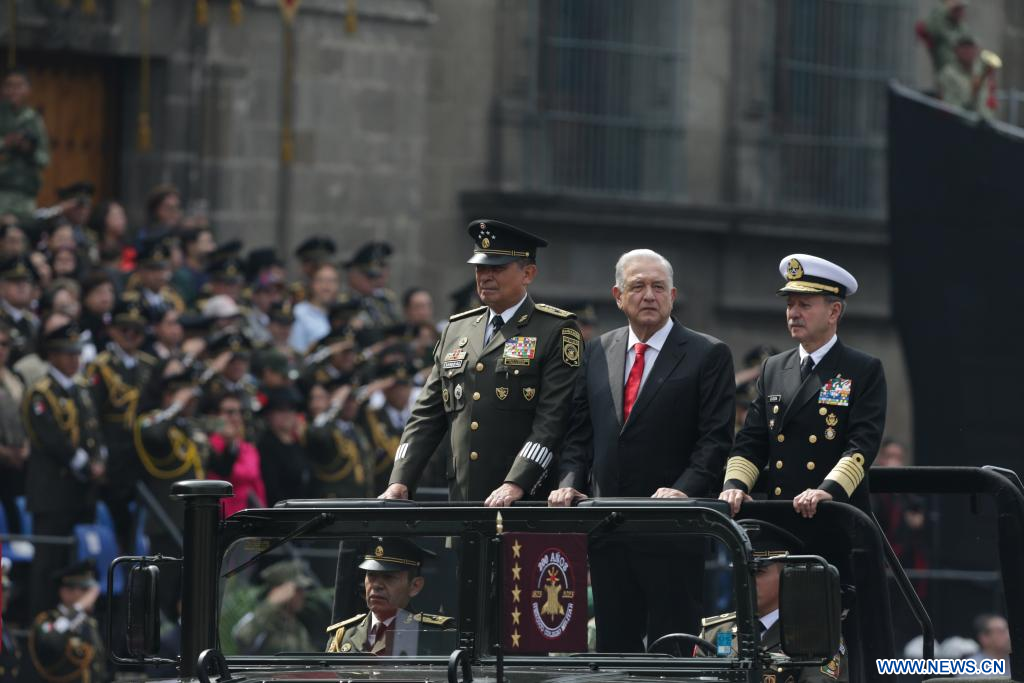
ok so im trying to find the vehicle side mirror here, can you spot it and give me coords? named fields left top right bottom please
left=778, top=558, right=841, bottom=660
left=126, top=564, right=161, bottom=658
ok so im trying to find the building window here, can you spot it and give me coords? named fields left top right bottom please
left=504, top=0, right=692, bottom=201
left=769, top=0, right=915, bottom=216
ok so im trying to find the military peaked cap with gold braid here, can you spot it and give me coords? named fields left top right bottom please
left=357, top=537, right=436, bottom=572
left=466, top=219, right=548, bottom=266
left=777, top=254, right=858, bottom=299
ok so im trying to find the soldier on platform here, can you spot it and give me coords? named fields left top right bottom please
left=23, top=323, right=105, bottom=615
left=0, top=254, right=39, bottom=364
left=326, top=537, right=454, bottom=655
left=124, top=237, right=185, bottom=320
left=382, top=220, right=581, bottom=505
left=28, top=561, right=106, bottom=683
left=201, top=328, right=261, bottom=435
left=86, top=296, right=158, bottom=553
left=720, top=255, right=886, bottom=520
left=305, top=382, right=376, bottom=499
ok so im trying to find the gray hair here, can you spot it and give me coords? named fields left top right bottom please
left=614, top=249, right=674, bottom=289
left=824, top=294, right=847, bottom=321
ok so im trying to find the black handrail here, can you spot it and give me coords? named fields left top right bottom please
left=870, top=465, right=1024, bottom=681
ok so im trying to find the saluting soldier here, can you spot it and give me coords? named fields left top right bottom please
left=382, top=220, right=581, bottom=506
left=135, top=362, right=207, bottom=539
left=23, top=322, right=105, bottom=615
left=326, top=537, right=454, bottom=655
left=305, top=382, right=376, bottom=499
left=86, top=297, right=158, bottom=553
left=699, top=519, right=847, bottom=682
left=28, top=561, right=106, bottom=683
left=342, top=241, right=402, bottom=335
left=0, top=254, right=39, bottom=364
left=233, top=560, right=317, bottom=655
left=124, top=237, right=185, bottom=321
left=720, top=255, right=886, bottom=520
left=360, top=360, right=416, bottom=494
left=201, top=328, right=262, bottom=435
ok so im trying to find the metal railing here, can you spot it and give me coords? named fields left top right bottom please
left=760, top=0, right=917, bottom=217
left=501, top=0, right=692, bottom=201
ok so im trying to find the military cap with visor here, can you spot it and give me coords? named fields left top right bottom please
left=42, top=322, right=83, bottom=354
left=259, top=559, right=315, bottom=589
left=294, top=236, right=336, bottom=262
left=111, top=297, right=148, bottom=330
left=777, top=254, right=858, bottom=299
left=737, top=519, right=805, bottom=559
left=52, top=559, right=99, bottom=589
left=0, top=254, right=36, bottom=282
left=466, top=219, right=548, bottom=266
left=56, top=181, right=95, bottom=202
left=359, top=537, right=437, bottom=573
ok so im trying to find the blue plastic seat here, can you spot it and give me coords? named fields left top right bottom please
left=73, top=523, right=123, bottom=594
left=1, top=498, right=34, bottom=562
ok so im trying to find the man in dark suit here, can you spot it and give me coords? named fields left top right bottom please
left=719, top=254, right=886, bottom=519
left=549, top=248, right=735, bottom=652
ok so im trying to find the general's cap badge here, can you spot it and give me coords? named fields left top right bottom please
left=786, top=258, right=804, bottom=281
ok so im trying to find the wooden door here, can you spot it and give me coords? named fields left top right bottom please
left=21, top=56, right=118, bottom=208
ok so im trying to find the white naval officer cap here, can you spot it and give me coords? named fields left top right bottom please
left=777, top=254, right=858, bottom=298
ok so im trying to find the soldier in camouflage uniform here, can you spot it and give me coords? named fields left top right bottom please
left=383, top=220, right=581, bottom=505
left=28, top=561, right=106, bottom=683
left=232, top=560, right=317, bottom=655
left=0, top=68, right=49, bottom=221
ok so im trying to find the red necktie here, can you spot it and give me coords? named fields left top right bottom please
left=623, top=342, right=648, bottom=420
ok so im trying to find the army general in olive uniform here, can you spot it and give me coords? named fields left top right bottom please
left=381, top=220, right=581, bottom=506
left=326, top=538, right=454, bottom=655
left=720, top=255, right=886, bottom=519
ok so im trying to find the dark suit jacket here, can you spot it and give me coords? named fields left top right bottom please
left=558, top=319, right=735, bottom=498
left=724, top=339, right=886, bottom=511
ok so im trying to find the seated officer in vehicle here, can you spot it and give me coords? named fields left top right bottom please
left=325, top=537, right=454, bottom=655
left=233, top=560, right=317, bottom=655
left=700, top=519, right=847, bottom=682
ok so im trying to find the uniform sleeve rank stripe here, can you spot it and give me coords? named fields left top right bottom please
left=825, top=457, right=864, bottom=497
left=395, top=443, right=410, bottom=460
left=724, top=456, right=760, bottom=489
left=517, top=441, right=552, bottom=469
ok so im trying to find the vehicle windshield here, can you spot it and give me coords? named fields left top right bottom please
left=216, top=503, right=758, bottom=663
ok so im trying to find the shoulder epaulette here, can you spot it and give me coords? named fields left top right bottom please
left=449, top=306, right=487, bottom=322
left=535, top=303, right=576, bottom=319
left=73, top=375, right=90, bottom=388
left=31, top=376, right=53, bottom=393
left=701, top=611, right=736, bottom=628
left=414, top=612, right=455, bottom=627
left=91, top=350, right=112, bottom=366
left=326, top=613, right=365, bottom=633
left=137, top=351, right=158, bottom=365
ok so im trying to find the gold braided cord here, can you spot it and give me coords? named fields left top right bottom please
left=27, top=612, right=94, bottom=683
left=94, top=361, right=140, bottom=427
left=133, top=417, right=204, bottom=480
left=314, top=430, right=364, bottom=484
left=364, top=410, right=398, bottom=475
left=24, top=386, right=81, bottom=449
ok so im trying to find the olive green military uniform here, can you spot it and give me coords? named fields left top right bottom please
left=700, top=613, right=847, bottom=683
left=233, top=600, right=315, bottom=655
left=29, top=605, right=106, bottom=683
left=325, top=609, right=454, bottom=655
left=389, top=296, right=581, bottom=501
left=924, top=2, right=971, bottom=77
left=305, top=409, right=376, bottom=499
left=938, top=57, right=993, bottom=119
left=0, top=100, right=49, bottom=220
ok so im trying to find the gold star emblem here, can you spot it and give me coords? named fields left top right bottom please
left=511, top=586, right=521, bottom=602
left=511, top=608, right=521, bottom=625
left=512, top=540, right=522, bottom=558
left=512, top=564, right=521, bottom=580
left=511, top=630, right=521, bottom=647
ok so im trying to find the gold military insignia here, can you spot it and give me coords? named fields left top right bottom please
left=523, top=387, right=536, bottom=401
left=374, top=545, right=384, bottom=558
left=562, top=329, right=580, bottom=367
left=481, top=237, right=491, bottom=249
left=785, top=258, right=804, bottom=280
left=341, top=642, right=352, bottom=652
left=825, top=427, right=836, bottom=441
left=496, top=387, right=509, bottom=400
left=825, top=412, right=838, bottom=427
left=442, top=388, right=450, bottom=403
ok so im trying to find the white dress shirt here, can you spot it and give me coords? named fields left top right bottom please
left=624, top=318, right=674, bottom=391
left=759, top=608, right=779, bottom=637
left=798, top=333, right=838, bottom=367
left=485, top=293, right=527, bottom=343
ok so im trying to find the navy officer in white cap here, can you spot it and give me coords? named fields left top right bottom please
left=719, top=254, right=886, bottom=519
